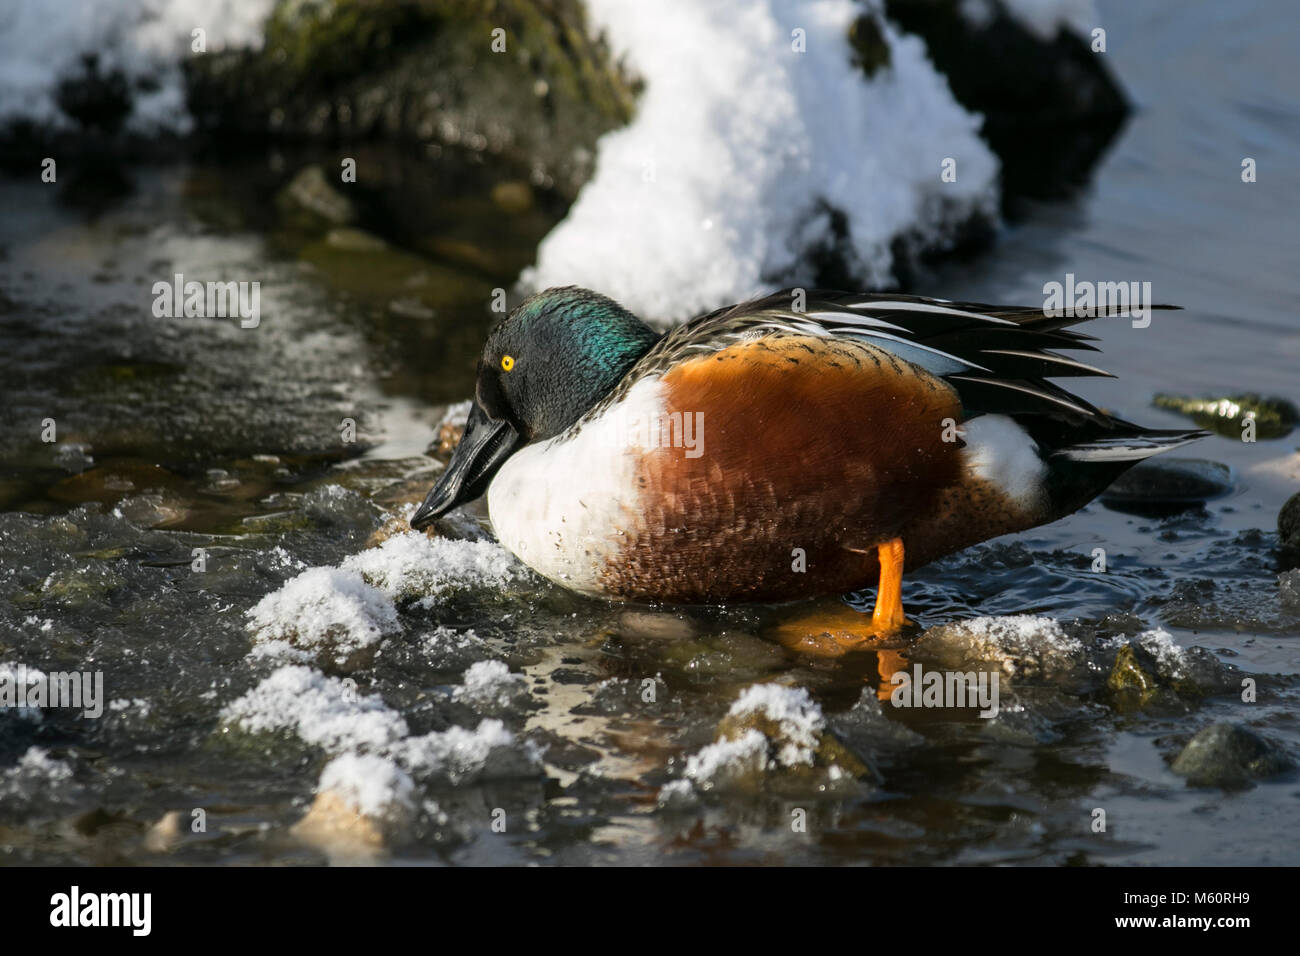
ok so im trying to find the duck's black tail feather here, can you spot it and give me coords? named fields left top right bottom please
left=1043, top=426, right=1210, bottom=513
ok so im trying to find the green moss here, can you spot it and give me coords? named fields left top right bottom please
left=1153, top=393, right=1299, bottom=439
left=1106, top=644, right=1157, bottom=711
left=848, top=13, right=891, bottom=77
left=297, top=232, right=489, bottom=308
left=262, top=0, right=424, bottom=87
left=187, top=0, right=638, bottom=198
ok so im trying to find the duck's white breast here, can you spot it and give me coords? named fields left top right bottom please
left=486, top=377, right=665, bottom=595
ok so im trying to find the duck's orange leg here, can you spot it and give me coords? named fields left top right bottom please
left=871, top=537, right=906, bottom=631
left=772, top=536, right=911, bottom=656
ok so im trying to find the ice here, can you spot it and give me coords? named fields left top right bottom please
left=522, top=0, right=998, bottom=322
left=1133, top=627, right=1190, bottom=680
left=342, top=532, right=523, bottom=602
left=243, top=528, right=520, bottom=664
left=1280, top=569, right=1300, bottom=610
left=420, top=626, right=493, bottom=670
left=5, top=744, right=73, bottom=782
left=0, top=0, right=275, bottom=131
left=914, top=614, right=1086, bottom=680
left=453, top=660, right=530, bottom=712
left=245, top=567, right=398, bottom=665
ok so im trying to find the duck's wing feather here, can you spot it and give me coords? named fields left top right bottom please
left=641, top=289, right=1175, bottom=432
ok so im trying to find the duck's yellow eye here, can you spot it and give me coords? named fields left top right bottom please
left=500, top=355, right=515, bottom=372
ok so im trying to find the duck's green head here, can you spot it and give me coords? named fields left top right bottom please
left=410, top=286, right=659, bottom=529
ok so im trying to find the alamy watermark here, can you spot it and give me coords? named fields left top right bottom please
left=890, top=663, right=1000, bottom=718
left=1, top=665, right=104, bottom=718
left=50, top=886, right=151, bottom=936
left=151, top=273, right=260, bottom=328
left=596, top=409, right=705, bottom=458
left=1043, top=273, right=1153, bottom=328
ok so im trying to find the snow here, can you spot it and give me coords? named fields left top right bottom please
left=3, top=746, right=74, bottom=787
left=664, top=683, right=829, bottom=796
left=437, top=401, right=473, bottom=429
left=522, top=0, right=999, bottom=322
left=342, top=532, right=522, bottom=602
left=1100, top=627, right=1194, bottom=681
left=317, top=753, right=417, bottom=821
left=394, top=719, right=542, bottom=785
left=245, top=566, right=398, bottom=664
left=453, top=660, right=530, bottom=711
left=680, top=729, right=769, bottom=790
left=0, top=0, right=275, bottom=131
left=223, top=665, right=543, bottom=797
left=221, top=666, right=409, bottom=753
left=244, top=532, right=522, bottom=663
left=727, top=683, right=825, bottom=767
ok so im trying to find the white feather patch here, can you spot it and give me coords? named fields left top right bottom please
left=961, top=414, right=1048, bottom=509
left=486, top=378, right=663, bottom=595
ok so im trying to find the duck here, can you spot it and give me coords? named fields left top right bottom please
left=411, top=285, right=1205, bottom=629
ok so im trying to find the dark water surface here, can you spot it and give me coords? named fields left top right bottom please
left=0, top=0, right=1297, bottom=865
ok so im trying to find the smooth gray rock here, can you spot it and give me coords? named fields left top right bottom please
left=1170, top=723, right=1294, bottom=789
left=1102, top=458, right=1234, bottom=505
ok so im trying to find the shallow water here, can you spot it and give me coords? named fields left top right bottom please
left=1, top=0, right=1298, bottom=865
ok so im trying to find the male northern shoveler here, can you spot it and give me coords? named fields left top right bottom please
left=411, top=286, right=1204, bottom=628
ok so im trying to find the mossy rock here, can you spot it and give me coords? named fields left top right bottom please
left=185, top=0, right=638, bottom=198
left=1106, top=644, right=1159, bottom=711
left=38, top=564, right=126, bottom=606
left=1153, top=393, right=1299, bottom=440
left=881, top=0, right=1127, bottom=207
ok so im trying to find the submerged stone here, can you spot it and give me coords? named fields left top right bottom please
left=142, top=810, right=185, bottom=854
left=275, top=165, right=357, bottom=232
left=1101, top=458, right=1234, bottom=508
left=913, top=615, right=1088, bottom=687
left=1170, top=723, right=1295, bottom=789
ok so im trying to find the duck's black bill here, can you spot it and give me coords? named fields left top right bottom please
left=410, top=403, right=521, bottom=530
